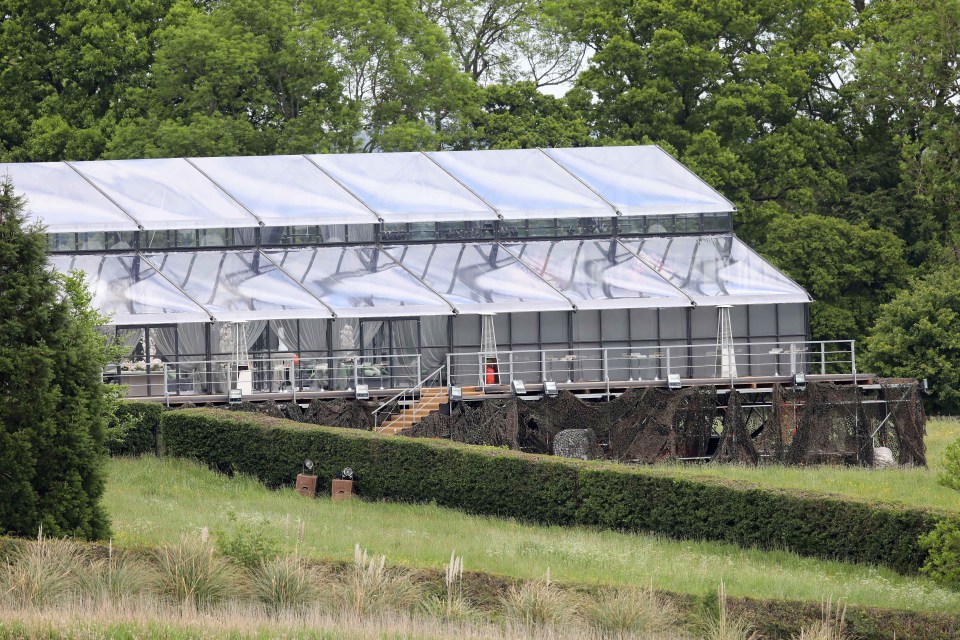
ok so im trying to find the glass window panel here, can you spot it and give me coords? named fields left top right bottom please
left=544, top=146, right=735, bottom=216
left=49, top=254, right=210, bottom=325
left=265, top=246, right=452, bottom=317
left=383, top=242, right=572, bottom=314
left=428, top=149, right=614, bottom=220
left=503, top=239, right=690, bottom=309
left=307, top=152, right=497, bottom=223
left=145, top=250, right=331, bottom=321
left=189, top=155, right=378, bottom=226
left=72, top=158, right=259, bottom=230
left=2, top=162, right=139, bottom=233
left=624, top=235, right=810, bottom=305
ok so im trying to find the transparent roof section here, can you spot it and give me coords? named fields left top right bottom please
left=49, top=254, right=210, bottom=325
left=384, top=242, right=573, bottom=313
left=266, top=247, right=452, bottom=317
left=1, top=162, right=138, bottom=233
left=72, top=159, right=260, bottom=230
left=427, top=149, right=615, bottom=220
left=189, top=155, right=379, bottom=227
left=504, top=240, right=691, bottom=309
left=623, top=235, right=810, bottom=305
left=306, top=152, right=497, bottom=223
left=144, top=250, right=332, bottom=321
left=544, top=146, right=735, bottom=215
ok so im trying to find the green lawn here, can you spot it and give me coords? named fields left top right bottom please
left=644, top=417, right=960, bottom=513
left=104, top=456, right=960, bottom=615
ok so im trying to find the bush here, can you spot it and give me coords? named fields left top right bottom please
left=154, top=535, right=242, bottom=609
left=106, top=401, right=164, bottom=456
left=940, top=437, right=960, bottom=492
left=160, top=408, right=952, bottom=573
left=214, top=511, right=281, bottom=569
left=920, top=519, right=960, bottom=591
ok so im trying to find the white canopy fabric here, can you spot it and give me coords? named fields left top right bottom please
left=427, top=149, right=615, bottom=220
left=306, top=152, right=498, bottom=223
left=10, top=146, right=734, bottom=232
left=72, top=158, right=261, bottom=230
left=543, top=147, right=735, bottom=215
left=49, top=254, right=211, bottom=325
left=266, top=246, right=453, bottom=317
left=189, top=155, right=380, bottom=227
left=503, top=239, right=693, bottom=309
left=144, top=250, right=333, bottom=321
left=623, top=235, right=811, bottom=305
left=1, top=162, right=139, bottom=233
left=383, top=242, right=574, bottom=313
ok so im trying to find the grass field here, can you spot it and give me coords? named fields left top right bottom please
left=644, top=417, right=960, bottom=513
left=103, top=456, right=960, bottom=615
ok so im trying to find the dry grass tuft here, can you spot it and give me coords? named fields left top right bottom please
left=500, top=572, right=580, bottom=629
left=792, top=598, right=846, bottom=640
left=700, top=582, right=763, bottom=640
left=251, top=555, right=322, bottom=613
left=583, top=585, right=679, bottom=636
left=333, top=544, right=425, bottom=618
left=0, top=529, right=86, bottom=609
left=154, top=534, right=242, bottom=610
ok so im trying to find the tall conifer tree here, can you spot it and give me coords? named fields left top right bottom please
left=0, top=178, right=110, bottom=539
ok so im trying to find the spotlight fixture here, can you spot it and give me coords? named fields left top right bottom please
left=667, top=373, right=682, bottom=390
left=544, top=380, right=559, bottom=397
left=511, top=379, right=527, bottom=395
left=450, top=385, right=463, bottom=401
left=228, top=388, right=243, bottom=405
left=355, top=384, right=370, bottom=400
left=792, top=372, right=806, bottom=391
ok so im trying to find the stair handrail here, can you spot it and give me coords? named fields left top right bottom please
left=373, top=365, right=445, bottom=432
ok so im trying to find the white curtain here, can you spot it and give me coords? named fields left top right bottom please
left=421, top=315, right=449, bottom=373
left=152, top=323, right=212, bottom=393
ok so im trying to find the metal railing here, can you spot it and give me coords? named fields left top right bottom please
left=445, top=341, right=856, bottom=392
left=104, top=353, right=423, bottom=402
left=372, top=365, right=446, bottom=431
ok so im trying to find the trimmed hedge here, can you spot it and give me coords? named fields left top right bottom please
left=108, top=401, right=164, bottom=456
left=160, top=408, right=955, bottom=574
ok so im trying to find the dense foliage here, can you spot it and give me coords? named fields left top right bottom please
left=106, top=401, right=164, bottom=457
left=1, top=0, right=958, bottom=386
left=0, top=180, right=111, bottom=540
left=160, top=408, right=955, bottom=573
left=920, top=519, right=960, bottom=591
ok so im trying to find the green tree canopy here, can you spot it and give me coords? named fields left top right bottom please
left=864, top=264, right=960, bottom=413
left=760, top=215, right=910, bottom=342
left=0, top=179, right=111, bottom=539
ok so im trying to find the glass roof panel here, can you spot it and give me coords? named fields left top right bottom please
left=503, top=240, right=690, bottom=309
left=383, top=242, right=572, bottom=313
left=623, top=235, right=810, bottom=304
left=306, top=152, right=497, bottom=223
left=2, top=162, right=138, bottom=233
left=144, top=250, right=332, bottom=320
left=544, top=146, right=735, bottom=215
left=72, top=159, right=260, bottom=230
left=49, top=254, right=210, bottom=325
left=266, top=247, right=452, bottom=317
left=189, top=155, right=378, bottom=226
left=427, top=149, right=615, bottom=220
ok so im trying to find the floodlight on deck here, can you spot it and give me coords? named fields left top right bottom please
left=450, top=385, right=463, bottom=401
left=667, top=373, right=682, bottom=390
left=511, top=380, right=527, bottom=395
left=544, top=380, right=558, bottom=397
left=355, top=384, right=370, bottom=400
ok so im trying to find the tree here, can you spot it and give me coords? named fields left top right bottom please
left=863, top=264, right=960, bottom=413
left=0, top=179, right=111, bottom=539
left=455, top=82, right=592, bottom=149
left=760, top=215, right=910, bottom=342
left=419, top=0, right=586, bottom=87
left=0, top=0, right=175, bottom=161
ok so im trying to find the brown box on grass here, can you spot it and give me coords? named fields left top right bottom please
left=296, top=474, right=317, bottom=497
left=332, top=479, right=354, bottom=501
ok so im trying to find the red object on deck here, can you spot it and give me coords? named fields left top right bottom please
left=485, top=365, right=496, bottom=385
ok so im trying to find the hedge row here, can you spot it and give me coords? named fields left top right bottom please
left=160, top=408, right=953, bottom=574
left=108, top=401, right=164, bottom=456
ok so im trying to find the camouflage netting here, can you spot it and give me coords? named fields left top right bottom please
left=222, top=379, right=926, bottom=467
left=876, top=379, right=927, bottom=466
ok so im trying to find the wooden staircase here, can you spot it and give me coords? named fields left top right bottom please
left=377, top=386, right=485, bottom=434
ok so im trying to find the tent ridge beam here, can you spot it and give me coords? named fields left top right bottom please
left=183, top=158, right=264, bottom=227
left=419, top=151, right=503, bottom=220
left=615, top=238, right=698, bottom=307
left=379, top=246, right=461, bottom=315
left=136, top=252, right=218, bottom=322
left=536, top=147, right=621, bottom=217
left=257, top=249, right=338, bottom=319
left=65, top=161, right=145, bottom=231
left=495, top=241, right=579, bottom=311
left=301, top=155, right=384, bottom=224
